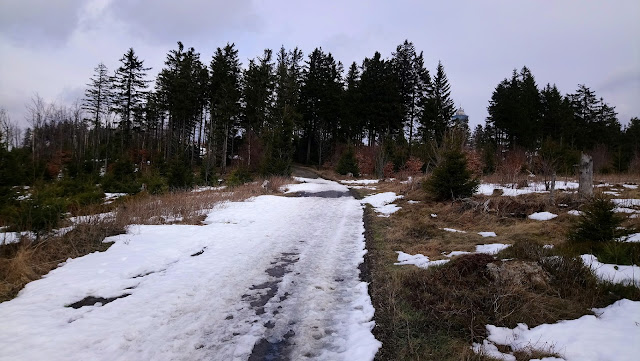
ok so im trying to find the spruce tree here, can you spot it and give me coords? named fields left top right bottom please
left=424, top=149, right=479, bottom=201
left=83, top=63, right=112, bottom=131
left=157, top=42, right=206, bottom=158
left=209, top=43, right=242, bottom=173
left=243, top=49, right=275, bottom=168
left=261, top=47, right=302, bottom=175
left=392, top=40, right=417, bottom=145
left=360, top=51, right=403, bottom=145
left=112, top=48, right=151, bottom=139
left=421, top=61, right=454, bottom=144
left=342, top=61, right=362, bottom=143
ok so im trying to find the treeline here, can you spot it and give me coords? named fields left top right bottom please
left=1, top=41, right=639, bottom=199
left=475, top=66, right=639, bottom=174
left=1, top=40, right=464, bottom=195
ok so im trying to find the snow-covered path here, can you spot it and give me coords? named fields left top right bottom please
left=0, top=178, right=379, bottom=361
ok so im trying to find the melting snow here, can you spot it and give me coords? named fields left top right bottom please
left=473, top=299, right=640, bottom=361
left=612, top=199, right=640, bottom=207
left=528, top=212, right=558, bottom=221
left=476, top=181, right=579, bottom=197
left=475, top=244, right=510, bottom=254
left=622, top=233, right=640, bottom=243
left=581, top=254, right=640, bottom=286
left=340, top=179, right=379, bottom=185
left=395, top=252, right=449, bottom=269
left=0, top=179, right=381, bottom=361
left=478, top=232, right=497, bottom=238
left=567, top=210, right=583, bottom=216
left=360, top=192, right=403, bottom=217
left=443, top=228, right=466, bottom=233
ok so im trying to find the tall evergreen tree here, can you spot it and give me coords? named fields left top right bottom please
left=299, top=48, right=343, bottom=165
left=540, top=83, right=574, bottom=146
left=262, top=47, right=303, bottom=175
left=392, top=40, right=430, bottom=154
left=360, top=51, right=403, bottom=145
left=421, top=60, right=454, bottom=144
left=487, top=66, right=541, bottom=149
left=83, top=62, right=112, bottom=157
left=112, top=48, right=151, bottom=139
left=156, top=42, right=207, bottom=158
left=568, top=85, right=621, bottom=150
left=243, top=49, right=275, bottom=167
left=209, top=43, right=242, bottom=173
left=342, top=61, right=363, bottom=143
left=83, top=63, right=112, bottom=131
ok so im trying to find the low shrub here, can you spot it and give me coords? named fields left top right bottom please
left=226, top=167, right=253, bottom=187
left=336, top=147, right=360, bottom=176
left=567, top=195, right=627, bottom=242
left=424, top=149, right=479, bottom=201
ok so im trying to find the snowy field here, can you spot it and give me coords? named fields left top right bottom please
left=0, top=177, right=380, bottom=361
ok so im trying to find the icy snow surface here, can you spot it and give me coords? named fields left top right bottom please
left=475, top=243, right=510, bottom=254
left=528, top=211, right=558, bottom=221
left=397, top=244, right=511, bottom=269
left=581, top=254, right=640, bottom=286
left=478, top=232, right=497, bottom=238
left=622, top=233, right=640, bottom=243
left=340, top=179, right=379, bottom=185
left=395, top=252, right=450, bottom=269
left=285, top=176, right=350, bottom=194
left=622, top=184, right=638, bottom=189
left=443, top=227, right=466, bottom=233
left=474, top=299, right=640, bottom=361
left=612, top=199, right=640, bottom=207
left=360, top=192, right=403, bottom=217
left=0, top=177, right=380, bottom=361
left=476, top=181, right=579, bottom=196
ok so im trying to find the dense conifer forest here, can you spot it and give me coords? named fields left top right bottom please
left=1, top=39, right=638, bottom=232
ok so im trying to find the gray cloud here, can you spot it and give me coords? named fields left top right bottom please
left=0, top=0, right=85, bottom=45
left=0, top=0, right=638, bottom=130
left=104, top=0, right=262, bottom=46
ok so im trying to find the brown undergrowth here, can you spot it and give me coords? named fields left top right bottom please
left=363, top=179, right=640, bottom=360
left=0, top=177, right=292, bottom=302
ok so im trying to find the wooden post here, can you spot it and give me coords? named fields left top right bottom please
left=578, top=153, right=593, bottom=199
left=549, top=172, right=556, bottom=204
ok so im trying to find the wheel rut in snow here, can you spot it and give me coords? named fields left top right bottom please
left=246, top=252, right=300, bottom=360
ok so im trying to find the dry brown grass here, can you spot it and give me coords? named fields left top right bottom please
left=364, top=176, right=640, bottom=360
left=0, top=176, right=294, bottom=302
left=0, top=219, right=122, bottom=302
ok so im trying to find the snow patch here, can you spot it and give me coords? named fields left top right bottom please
left=476, top=243, right=510, bottom=254
left=443, top=227, right=466, bottom=233
left=474, top=299, right=640, bottom=361
left=581, top=254, right=640, bottom=286
left=528, top=212, right=558, bottom=221
left=360, top=192, right=403, bottom=217
left=612, top=199, right=640, bottom=207
left=476, top=181, right=579, bottom=197
left=395, top=252, right=449, bottom=269
left=622, top=233, right=640, bottom=243
left=567, top=210, right=583, bottom=216
left=340, top=179, right=379, bottom=185
left=478, top=232, right=497, bottom=238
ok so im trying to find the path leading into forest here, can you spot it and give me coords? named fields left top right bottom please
left=0, top=176, right=380, bottom=361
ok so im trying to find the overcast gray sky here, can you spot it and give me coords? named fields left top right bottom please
left=1, top=0, right=638, bottom=130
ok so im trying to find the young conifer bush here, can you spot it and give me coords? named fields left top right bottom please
left=567, top=194, right=627, bottom=242
left=424, top=149, right=479, bottom=201
left=336, top=147, right=360, bottom=177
